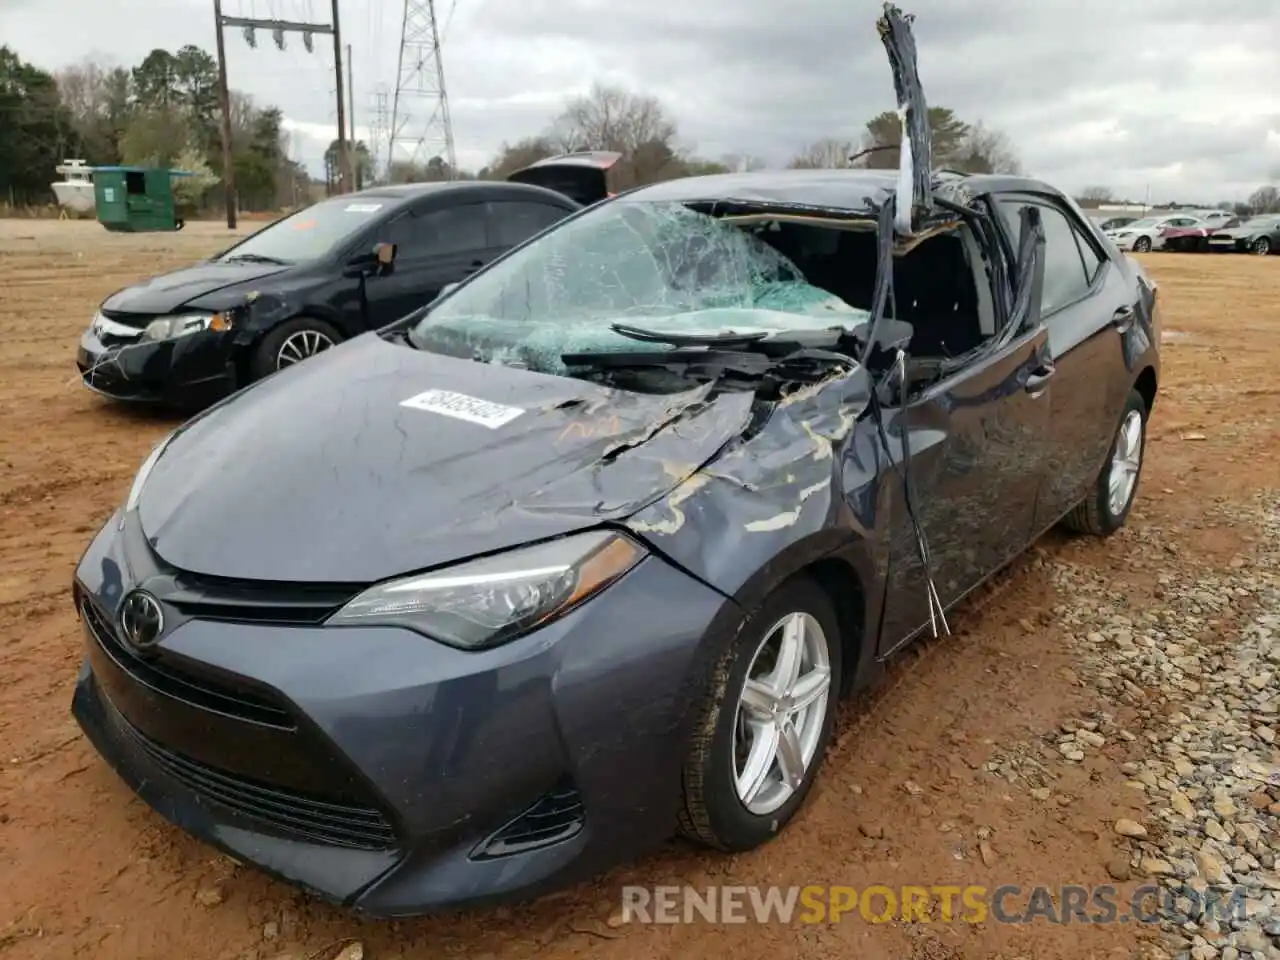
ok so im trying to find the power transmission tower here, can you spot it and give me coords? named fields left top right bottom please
left=369, top=83, right=391, bottom=183
left=388, top=0, right=457, bottom=177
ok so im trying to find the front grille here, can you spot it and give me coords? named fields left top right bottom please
left=80, top=598, right=294, bottom=729
left=474, top=781, right=585, bottom=859
left=110, top=707, right=398, bottom=850
left=162, top=572, right=358, bottom=625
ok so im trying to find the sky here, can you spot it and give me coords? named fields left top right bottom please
left=3, top=0, right=1278, bottom=203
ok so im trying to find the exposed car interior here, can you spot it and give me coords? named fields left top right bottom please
left=735, top=218, right=1000, bottom=391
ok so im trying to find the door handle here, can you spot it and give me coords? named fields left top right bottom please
left=1025, top=363, right=1055, bottom=396
left=1112, top=306, right=1136, bottom=334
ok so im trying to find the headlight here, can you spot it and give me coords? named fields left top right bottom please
left=123, top=431, right=176, bottom=516
left=326, top=530, right=646, bottom=649
left=141, top=312, right=232, bottom=341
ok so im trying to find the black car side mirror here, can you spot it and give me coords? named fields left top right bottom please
left=347, top=242, right=397, bottom=278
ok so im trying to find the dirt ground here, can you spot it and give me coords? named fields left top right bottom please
left=0, top=219, right=1276, bottom=960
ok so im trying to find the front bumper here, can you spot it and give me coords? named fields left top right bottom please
left=1207, top=236, right=1255, bottom=252
left=70, top=512, right=732, bottom=915
left=76, top=326, right=238, bottom=409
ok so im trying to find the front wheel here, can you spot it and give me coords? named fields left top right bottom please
left=678, top=575, right=842, bottom=851
left=1133, top=236, right=1152, bottom=253
left=249, top=316, right=343, bottom=381
left=1062, top=388, right=1148, bottom=537
left=1253, top=237, right=1272, bottom=256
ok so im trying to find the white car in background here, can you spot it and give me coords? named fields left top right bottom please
left=1104, top=213, right=1205, bottom=252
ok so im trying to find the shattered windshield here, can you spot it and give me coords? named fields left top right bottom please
left=408, top=199, right=869, bottom=375
left=217, top=197, right=389, bottom=264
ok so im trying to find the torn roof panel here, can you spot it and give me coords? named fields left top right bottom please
left=623, top=168, right=976, bottom=220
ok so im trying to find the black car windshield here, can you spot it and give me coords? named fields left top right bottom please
left=408, top=199, right=869, bottom=374
left=215, top=196, right=391, bottom=263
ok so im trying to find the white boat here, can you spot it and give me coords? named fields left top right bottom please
left=51, top=160, right=96, bottom=214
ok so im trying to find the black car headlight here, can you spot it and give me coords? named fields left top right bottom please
left=326, top=530, right=646, bottom=649
left=142, top=312, right=232, bottom=342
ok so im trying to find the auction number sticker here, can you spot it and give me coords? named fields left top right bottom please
left=344, top=202, right=383, bottom=213
left=399, top=389, right=525, bottom=429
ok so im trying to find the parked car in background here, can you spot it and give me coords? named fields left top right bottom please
left=1098, top=216, right=1138, bottom=232
left=1159, top=223, right=1214, bottom=252
left=69, top=5, right=1163, bottom=916
left=74, top=153, right=621, bottom=410
left=1207, top=214, right=1280, bottom=255
left=1104, top=213, right=1205, bottom=252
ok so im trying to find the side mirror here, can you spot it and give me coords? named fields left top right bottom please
left=346, top=242, right=397, bottom=278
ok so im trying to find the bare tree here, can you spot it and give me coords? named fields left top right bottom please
left=787, top=138, right=858, bottom=169
left=951, top=121, right=1022, bottom=175
left=1247, top=185, right=1280, bottom=214
left=1079, top=185, right=1116, bottom=204
left=546, top=83, right=682, bottom=185
left=483, top=136, right=556, bottom=180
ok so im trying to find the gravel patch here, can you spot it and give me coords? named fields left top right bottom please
left=987, top=494, right=1280, bottom=960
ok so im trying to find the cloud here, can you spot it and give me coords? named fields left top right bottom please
left=3, top=0, right=1278, bottom=201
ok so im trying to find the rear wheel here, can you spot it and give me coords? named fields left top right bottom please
left=1253, top=237, right=1272, bottom=256
left=249, top=316, right=343, bottom=381
left=678, top=575, right=842, bottom=851
left=1062, top=388, right=1147, bottom=537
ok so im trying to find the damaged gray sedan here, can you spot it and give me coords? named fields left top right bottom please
left=70, top=6, right=1160, bottom=916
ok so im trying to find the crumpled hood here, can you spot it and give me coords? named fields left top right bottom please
left=102, top=261, right=288, bottom=315
left=137, top=333, right=755, bottom=582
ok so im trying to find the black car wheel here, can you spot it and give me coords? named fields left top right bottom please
left=250, top=317, right=343, bottom=381
left=679, top=574, right=842, bottom=852
left=1062, top=388, right=1148, bottom=537
left=1253, top=237, right=1272, bottom=256
left=1133, top=236, right=1152, bottom=253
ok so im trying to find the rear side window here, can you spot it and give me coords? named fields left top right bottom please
left=996, top=198, right=1104, bottom=315
left=392, top=204, right=488, bottom=257
left=489, top=201, right=568, bottom=247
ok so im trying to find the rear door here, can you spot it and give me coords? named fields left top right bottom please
left=992, top=193, right=1136, bottom=533
left=485, top=199, right=575, bottom=252
left=362, top=201, right=492, bottom=324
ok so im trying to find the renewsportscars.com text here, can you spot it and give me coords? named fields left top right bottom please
left=619, top=884, right=1248, bottom=926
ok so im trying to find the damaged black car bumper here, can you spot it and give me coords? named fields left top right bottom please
left=76, top=325, right=238, bottom=408
left=70, top=511, right=731, bottom=916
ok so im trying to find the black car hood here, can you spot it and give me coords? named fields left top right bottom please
left=137, top=333, right=755, bottom=583
left=101, top=260, right=289, bottom=315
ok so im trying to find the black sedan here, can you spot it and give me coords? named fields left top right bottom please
left=70, top=6, right=1161, bottom=917
left=74, top=153, right=619, bottom=409
left=1207, top=213, right=1280, bottom=255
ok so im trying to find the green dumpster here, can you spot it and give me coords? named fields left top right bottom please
left=93, top=166, right=192, bottom=233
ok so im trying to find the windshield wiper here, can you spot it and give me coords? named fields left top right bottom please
left=607, top=321, right=865, bottom=357
left=562, top=346, right=856, bottom=385
left=221, top=253, right=290, bottom=265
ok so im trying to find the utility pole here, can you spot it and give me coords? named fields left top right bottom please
left=212, top=0, right=236, bottom=228
left=331, top=0, right=350, bottom=194
left=216, top=3, right=347, bottom=194
left=346, top=43, right=358, bottom=190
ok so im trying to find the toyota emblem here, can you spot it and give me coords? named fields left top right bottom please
left=119, top=590, right=164, bottom=650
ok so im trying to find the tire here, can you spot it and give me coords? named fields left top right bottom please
left=249, top=316, right=343, bottom=381
left=678, top=575, right=843, bottom=852
left=1061, top=388, right=1148, bottom=537
left=1133, top=236, right=1152, bottom=253
left=1253, top=237, right=1272, bottom=256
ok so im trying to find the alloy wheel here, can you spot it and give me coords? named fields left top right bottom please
left=732, top=611, right=832, bottom=816
left=1108, top=408, right=1143, bottom=517
left=1254, top=238, right=1271, bottom=256
left=276, top=329, right=335, bottom=369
